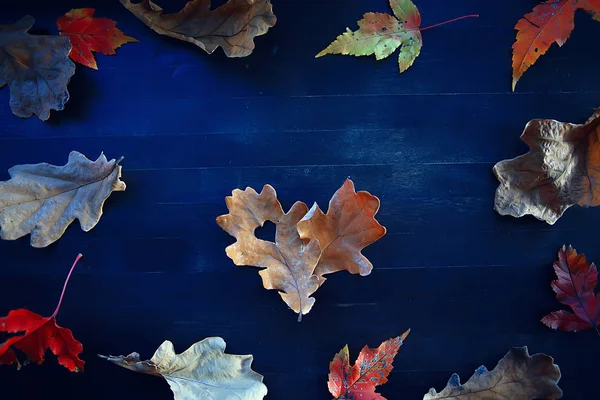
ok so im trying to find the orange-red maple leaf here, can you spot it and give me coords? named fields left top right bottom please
left=0, top=254, right=84, bottom=372
left=328, top=330, right=410, bottom=400
left=512, top=0, right=600, bottom=91
left=542, top=246, right=600, bottom=335
left=57, top=8, right=137, bottom=69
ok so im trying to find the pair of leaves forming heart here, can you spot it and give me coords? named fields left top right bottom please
left=217, top=179, right=386, bottom=320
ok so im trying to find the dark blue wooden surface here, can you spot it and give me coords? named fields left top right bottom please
left=1, top=0, right=599, bottom=398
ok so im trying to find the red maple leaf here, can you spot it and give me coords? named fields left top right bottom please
left=328, top=330, right=410, bottom=400
left=542, top=246, right=600, bottom=335
left=57, top=8, right=137, bottom=69
left=0, top=254, right=85, bottom=372
left=512, top=0, right=600, bottom=91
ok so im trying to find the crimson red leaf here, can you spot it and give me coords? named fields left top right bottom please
left=0, top=254, right=84, bottom=371
left=57, top=8, right=137, bottom=69
left=542, top=245, right=600, bottom=334
left=328, top=330, right=409, bottom=400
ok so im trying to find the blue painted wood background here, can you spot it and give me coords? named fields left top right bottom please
left=1, top=0, right=599, bottom=398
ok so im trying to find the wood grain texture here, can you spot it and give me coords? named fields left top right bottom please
left=0, top=0, right=599, bottom=399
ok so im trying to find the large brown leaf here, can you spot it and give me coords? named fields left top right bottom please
left=0, top=151, right=126, bottom=248
left=424, top=347, right=562, bottom=399
left=493, top=110, right=600, bottom=224
left=0, top=16, right=75, bottom=120
left=119, top=0, right=276, bottom=58
left=216, top=185, right=321, bottom=320
left=100, top=338, right=267, bottom=400
left=297, top=178, right=386, bottom=278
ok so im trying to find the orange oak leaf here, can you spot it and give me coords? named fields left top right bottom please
left=119, top=0, right=276, bottom=58
left=57, top=8, right=138, bottom=70
left=328, top=330, right=410, bottom=400
left=0, top=254, right=84, bottom=372
left=541, top=246, right=600, bottom=335
left=216, top=185, right=321, bottom=321
left=297, top=178, right=386, bottom=278
left=493, top=109, right=600, bottom=224
left=512, top=0, right=600, bottom=91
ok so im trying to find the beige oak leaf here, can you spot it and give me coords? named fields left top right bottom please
left=297, top=178, right=386, bottom=279
left=216, top=185, right=321, bottom=321
left=424, top=347, right=562, bottom=400
left=100, top=338, right=267, bottom=400
left=119, top=0, right=276, bottom=58
left=0, top=151, right=126, bottom=248
left=493, top=110, right=600, bottom=224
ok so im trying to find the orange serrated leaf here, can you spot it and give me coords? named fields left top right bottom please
left=57, top=8, right=137, bottom=70
left=328, top=330, right=409, bottom=400
left=512, top=0, right=600, bottom=91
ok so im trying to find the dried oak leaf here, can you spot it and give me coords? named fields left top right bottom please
left=316, top=0, right=423, bottom=73
left=542, top=245, right=600, bottom=333
left=216, top=185, right=321, bottom=320
left=119, top=0, right=276, bottom=58
left=0, top=16, right=75, bottom=120
left=328, top=330, right=410, bottom=400
left=0, top=151, right=126, bottom=248
left=297, top=178, right=386, bottom=278
left=57, top=8, right=138, bottom=70
left=424, top=347, right=562, bottom=399
left=100, top=337, right=267, bottom=400
left=0, top=254, right=84, bottom=372
left=512, top=0, right=600, bottom=91
left=493, top=110, right=600, bottom=224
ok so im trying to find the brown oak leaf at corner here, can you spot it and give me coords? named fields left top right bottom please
left=0, top=254, right=84, bottom=372
left=0, top=151, right=126, bottom=248
left=542, top=245, right=600, bottom=336
left=327, top=332, right=562, bottom=400
left=0, top=16, right=75, bottom=120
left=119, top=0, right=276, bottom=58
left=493, top=109, right=600, bottom=225
left=216, top=179, right=386, bottom=321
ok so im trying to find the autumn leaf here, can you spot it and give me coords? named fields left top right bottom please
left=217, top=180, right=385, bottom=320
left=119, top=0, right=276, bottom=58
left=297, top=178, right=386, bottom=278
left=493, top=109, right=600, bottom=224
left=512, top=0, right=600, bottom=91
left=216, top=185, right=322, bottom=320
left=100, top=337, right=267, bottom=400
left=57, top=8, right=138, bottom=70
left=541, top=245, right=600, bottom=335
left=328, top=330, right=410, bottom=400
left=424, top=347, right=562, bottom=399
left=0, top=254, right=84, bottom=372
left=0, top=151, right=126, bottom=248
left=315, top=0, right=477, bottom=73
left=0, top=16, right=75, bottom=120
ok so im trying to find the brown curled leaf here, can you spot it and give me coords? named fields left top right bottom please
left=119, top=0, right=276, bottom=58
left=493, top=110, right=600, bottom=224
left=424, top=347, right=562, bottom=399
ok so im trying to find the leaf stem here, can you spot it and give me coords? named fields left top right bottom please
left=51, top=254, right=83, bottom=319
left=420, top=14, right=479, bottom=32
